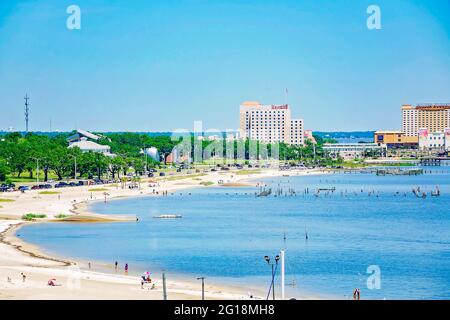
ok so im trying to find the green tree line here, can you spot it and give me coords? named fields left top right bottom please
left=0, top=131, right=338, bottom=183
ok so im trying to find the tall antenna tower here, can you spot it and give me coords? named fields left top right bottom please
left=24, top=94, right=30, bottom=132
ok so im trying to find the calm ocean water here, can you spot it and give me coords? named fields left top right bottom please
left=18, top=166, right=450, bottom=299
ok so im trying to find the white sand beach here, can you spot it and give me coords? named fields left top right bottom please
left=0, top=168, right=326, bottom=300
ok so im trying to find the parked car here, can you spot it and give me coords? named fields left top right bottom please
left=0, top=185, right=14, bottom=192
left=18, top=186, right=30, bottom=191
left=159, top=172, right=166, bottom=177
left=95, top=178, right=106, bottom=185
left=55, top=182, right=69, bottom=188
left=1, top=183, right=15, bottom=189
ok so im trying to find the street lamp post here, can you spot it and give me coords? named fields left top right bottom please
left=264, top=254, right=280, bottom=300
left=32, top=158, right=40, bottom=184
left=70, top=155, right=77, bottom=180
left=74, top=156, right=77, bottom=179
left=162, top=271, right=168, bottom=300
left=143, top=145, right=148, bottom=176
left=197, top=277, right=205, bottom=300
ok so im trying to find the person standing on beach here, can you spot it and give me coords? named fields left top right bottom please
left=21, top=273, right=26, bottom=282
left=115, top=261, right=118, bottom=270
left=125, top=263, right=128, bottom=273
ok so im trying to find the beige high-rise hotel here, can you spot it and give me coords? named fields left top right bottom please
left=239, top=101, right=304, bottom=145
left=402, top=104, right=450, bottom=137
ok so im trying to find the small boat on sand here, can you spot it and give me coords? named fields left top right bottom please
left=153, top=214, right=182, bottom=219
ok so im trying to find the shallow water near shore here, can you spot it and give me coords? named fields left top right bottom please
left=18, top=166, right=450, bottom=299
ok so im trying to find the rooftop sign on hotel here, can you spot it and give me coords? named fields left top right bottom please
left=271, top=104, right=288, bottom=110
left=416, top=104, right=450, bottom=111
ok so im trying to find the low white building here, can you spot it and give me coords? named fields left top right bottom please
left=68, top=137, right=113, bottom=156
left=418, top=128, right=450, bottom=151
left=324, top=143, right=386, bottom=159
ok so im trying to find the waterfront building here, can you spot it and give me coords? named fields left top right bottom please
left=323, top=143, right=386, bottom=160
left=402, top=104, right=450, bottom=137
left=68, top=137, right=113, bottom=155
left=418, top=128, right=450, bottom=152
left=67, top=129, right=114, bottom=156
left=290, top=119, right=304, bottom=145
left=67, top=129, right=103, bottom=143
left=374, top=130, right=418, bottom=149
left=239, top=101, right=304, bottom=145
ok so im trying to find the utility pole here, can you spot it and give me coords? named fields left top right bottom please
left=143, top=145, right=147, bottom=175
left=73, top=156, right=77, bottom=179
left=35, top=158, right=39, bottom=183
left=280, top=250, right=285, bottom=300
left=24, top=94, right=30, bottom=132
left=197, top=277, right=205, bottom=300
left=264, top=255, right=280, bottom=300
left=271, top=264, right=275, bottom=300
left=285, top=88, right=289, bottom=106
left=162, top=272, right=167, bottom=300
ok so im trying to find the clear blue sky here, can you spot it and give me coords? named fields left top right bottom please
left=0, top=0, right=449, bottom=132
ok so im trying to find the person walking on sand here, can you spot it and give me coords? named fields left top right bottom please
left=125, top=263, right=128, bottom=273
left=115, top=261, right=118, bottom=270
left=21, top=273, right=26, bottom=282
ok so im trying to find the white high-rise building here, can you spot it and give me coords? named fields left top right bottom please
left=290, top=119, right=304, bottom=145
left=239, top=101, right=304, bottom=145
left=401, top=105, right=419, bottom=137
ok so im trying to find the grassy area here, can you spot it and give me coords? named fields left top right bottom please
left=235, top=170, right=262, bottom=175
left=199, top=181, right=214, bottom=186
left=38, top=191, right=61, bottom=195
left=201, top=159, right=248, bottom=165
left=341, top=160, right=417, bottom=169
left=0, top=198, right=15, bottom=202
left=165, top=174, right=206, bottom=181
left=55, top=214, right=68, bottom=219
left=373, top=162, right=416, bottom=167
left=6, top=171, right=59, bottom=183
left=341, top=161, right=369, bottom=168
left=88, top=188, right=109, bottom=192
left=22, top=213, right=47, bottom=221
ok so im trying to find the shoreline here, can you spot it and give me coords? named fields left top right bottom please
left=0, top=168, right=328, bottom=300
